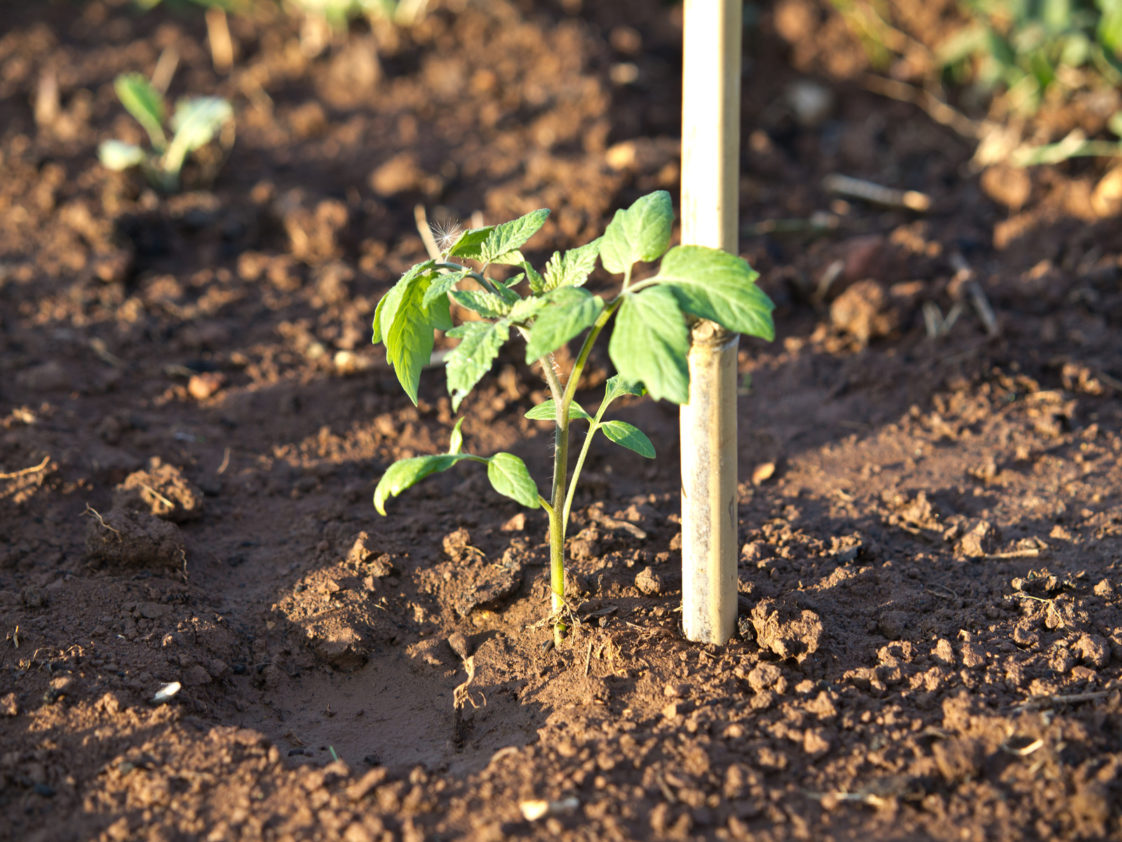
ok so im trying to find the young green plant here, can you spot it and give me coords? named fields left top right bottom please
left=98, top=73, right=233, bottom=192
left=372, top=191, right=774, bottom=645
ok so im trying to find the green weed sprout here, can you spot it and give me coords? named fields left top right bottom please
left=288, top=0, right=427, bottom=28
left=940, top=0, right=1122, bottom=115
left=372, top=191, right=775, bottom=645
left=98, top=73, right=233, bottom=192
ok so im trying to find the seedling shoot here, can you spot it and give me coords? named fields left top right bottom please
left=372, top=191, right=774, bottom=645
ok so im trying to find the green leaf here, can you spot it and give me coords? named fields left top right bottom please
left=524, top=400, right=593, bottom=422
left=446, top=226, right=493, bottom=260
left=603, top=374, right=645, bottom=404
left=450, top=289, right=513, bottom=318
left=375, top=260, right=453, bottom=403
left=523, top=260, right=546, bottom=295
left=600, top=420, right=655, bottom=458
left=421, top=270, right=468, bottom=308
left=508, top=295, right=547, bottom=323
left=480, top=209, right=549, bottom=265
left=486, top=452, right=540, bottom=509
left=542, top=237, right=602, bottom=291
left=114, top=73, right=166, bottom=150
left=446, top=319, right=510, bottom=411
left=448, top=418, right=465, bottom=455
left=164, top=97, right=233, bottom=176
left=653, top=245, right=775, bottom=341
left=608, top=286, right=689, bottom=404
left=374, top=453, right=471, bottom=515
left=600, top=191, right=673, bottom=275
left=98, top=140, right=145, bottom=171
left=169, top=97, right=232, bottom=152
left=372, top=260, right=435, bottom=345
left=523, top=287, right=604, bottom=363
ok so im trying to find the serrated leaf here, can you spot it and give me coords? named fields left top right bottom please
left=608, top=286, right=689, bottom=404
left=421, top=270, right=467, bottom=308
left=98, top=140, right=145, bottom=171
left=542, top=237, right=602, bottom=291
left=524, top=400, right=592, bottom=422
left=447, top=226, right=493, bottom=260
left=114, top=73, right=166, bottom=150
left=600, top=420, right=655, bottom=458
left=480, top=209, right=549, bottom=265
left=372, top=260, right=436, bottom=344
left=654, top=245, right=775, bottom=341
left=509, top=295, right=547, bottom=323
left=450, top=289, right=513, bottom=318
left=486, top=452, right=540, bottom=509
left=603, top=374, right=645, bottom=404
left=374, top=453, right=471, bottom=515
left=523, top=260, right=546, bottom=294
left=495, top=278, right=522, bottom=305
left=375, top=260, right=452, bottom=403
left=446, top=319, right=510, bottom=411
left=600, top=191, right=673, bottom=274
left=448, top=417, right=465, bottom=455
left=524, top=287, right=603, bottom=363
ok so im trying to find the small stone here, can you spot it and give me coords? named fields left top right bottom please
left=151, top=681, right=181, bottom=704
left=635, top=567, right=664, bottom=596
left=751, top=462, right=776, bottom=485
left=501, top=513, right=526, bottom=532
left=188, top=372, right=225, bottom=400
left=333, top=350, right=372, bottom=375
left=520, top=800, right=549, bottom=822
left=0, top=693, right=18, bottom=716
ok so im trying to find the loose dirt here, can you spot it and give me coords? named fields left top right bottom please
left=2, top=1, right=1122, bottom=840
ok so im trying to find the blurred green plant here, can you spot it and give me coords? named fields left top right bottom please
left=940, top=0, right=1122, bottom=114
left=98, top=73, right=233, bottom=191
left=286, top=0, right=428, bottom=28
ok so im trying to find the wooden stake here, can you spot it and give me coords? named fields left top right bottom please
left=680, top=0, right=741, bottom=644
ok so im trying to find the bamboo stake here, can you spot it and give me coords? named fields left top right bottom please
left=680, top=0, right=741, bottom=644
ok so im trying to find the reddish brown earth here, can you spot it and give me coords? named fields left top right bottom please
left=3, top=1, right=1122, bottom=840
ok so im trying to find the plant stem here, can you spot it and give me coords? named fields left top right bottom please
left=542, top=297, right=624, bottom=646
left=549, top=414, right=569, bottom=646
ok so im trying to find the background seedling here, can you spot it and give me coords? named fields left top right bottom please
left=98, top=72, right=233, bottom=191
left=372, top=191, right=775, bottom=645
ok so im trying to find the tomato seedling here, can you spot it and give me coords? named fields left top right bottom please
left=98, top=73, right=232, bottom=192
left=372, top=191, right=774, bottom=644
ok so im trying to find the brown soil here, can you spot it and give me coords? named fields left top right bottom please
left=3, top=1, right=1122, bottom=840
